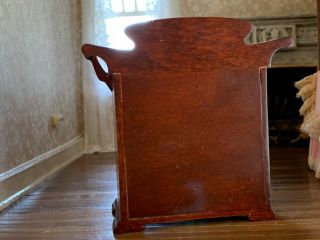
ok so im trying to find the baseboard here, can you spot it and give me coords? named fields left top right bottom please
left=0, top=135, right=84, bottom=211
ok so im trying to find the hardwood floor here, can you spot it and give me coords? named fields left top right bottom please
left=1, top=148, right=320, bottom=239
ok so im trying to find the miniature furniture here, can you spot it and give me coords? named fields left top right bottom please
left=82, top=17, right=292, bottom=234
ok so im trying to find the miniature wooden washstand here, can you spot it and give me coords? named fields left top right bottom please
left=82, top=17, right=292, bottom=234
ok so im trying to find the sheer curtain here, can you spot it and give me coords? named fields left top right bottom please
left=81, top=0, right=180, bottom=153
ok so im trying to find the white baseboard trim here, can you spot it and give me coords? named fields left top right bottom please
left=0, top=135, right=84, bottom=211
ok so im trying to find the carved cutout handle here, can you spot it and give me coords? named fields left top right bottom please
left=82, top=44, right=113, bottom=91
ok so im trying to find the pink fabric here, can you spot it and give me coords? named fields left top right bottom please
left=308, top=71, right=320, bottom=178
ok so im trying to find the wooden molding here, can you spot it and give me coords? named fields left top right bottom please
left=245, top=16, right=318, bottom=67
left=0, top=136, right=84, bottom=211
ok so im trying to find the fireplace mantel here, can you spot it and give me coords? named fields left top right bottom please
left=245, top=16, right=317, bottom=67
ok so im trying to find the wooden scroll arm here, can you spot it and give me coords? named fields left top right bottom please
left=254, top=37, right=293, bottom=66
left=82, top=44, right=113, bottom=91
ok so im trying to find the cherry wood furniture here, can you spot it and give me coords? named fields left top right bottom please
left=82, top=17, right=292, bottom=234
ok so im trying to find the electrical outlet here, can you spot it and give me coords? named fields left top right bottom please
left=51, top=114, right=64, bottom=127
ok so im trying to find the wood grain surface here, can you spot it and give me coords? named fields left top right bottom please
left=82, top=17, right=292, bottom=233
left=0, top=149, right=320, bottom=239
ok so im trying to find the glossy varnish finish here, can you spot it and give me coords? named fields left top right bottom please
left=82, top=17, right=292, bottom=233
left=1, top=149, right=320, bottom=239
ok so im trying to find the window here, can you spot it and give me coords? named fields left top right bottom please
left=105, top=0, right=158, bottom=50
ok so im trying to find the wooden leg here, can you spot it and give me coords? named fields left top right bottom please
left=113, top=220, right=145, bottom=234
left=112, top=198, right=145, bottom=234
left=248, top=209, right=275, bottom=221
left=112, top=200, right=116, bottom=217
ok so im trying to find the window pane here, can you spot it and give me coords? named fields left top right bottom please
left=111, top=0, right=123, bottom=13
left=123, top=0, right=135, bottom=12
left=105, top=16, right=154, bottom=50
left=136, top=0, right=147, bottom=11
left=147, top=0, right=156, bottom=10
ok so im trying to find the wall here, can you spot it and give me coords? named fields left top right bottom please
left=180, top=0, right=316, bottom=18
left=0, top=0, right=83, bottom=175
